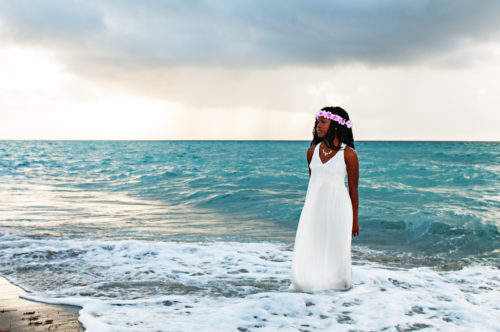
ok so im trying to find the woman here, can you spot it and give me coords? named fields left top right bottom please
left=289, top=106, right=359, bottom=292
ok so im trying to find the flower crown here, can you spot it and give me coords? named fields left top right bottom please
left=315, top=110, right=352, bottom=128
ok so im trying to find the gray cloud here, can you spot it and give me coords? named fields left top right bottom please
left=1, top=0, right=500, bottom=68
left=0, top=0, right=104, bottom=41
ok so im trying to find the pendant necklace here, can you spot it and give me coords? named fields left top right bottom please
left=321, top=142, right=334, bottom=156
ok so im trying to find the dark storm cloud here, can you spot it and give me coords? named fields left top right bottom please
left=1, top=0, right=499, bottom=67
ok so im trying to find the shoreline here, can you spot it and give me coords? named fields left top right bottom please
left=0, top=276, right=83, bottom=332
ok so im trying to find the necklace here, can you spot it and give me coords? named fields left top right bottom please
left=321, top=143, right=334, bottom=156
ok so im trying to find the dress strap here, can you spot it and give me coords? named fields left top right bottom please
left=314, top=143, right=320, bottom=160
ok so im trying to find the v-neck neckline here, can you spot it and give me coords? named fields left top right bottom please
left=318, top=142, right=342, bottom=165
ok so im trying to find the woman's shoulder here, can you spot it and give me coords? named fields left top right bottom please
left=306, top=144, right=317, bottom=163
left=343, top=145, right=358, bottom=162
left=343, top=144, right=356, bottom=153
left=307, top=143, right=319, bottom=154
left=308, top=144, right=318, bottom=152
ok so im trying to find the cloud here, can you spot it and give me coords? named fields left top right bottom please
left=0, top=0, right=104, bottom=41
left=1, top=0, right=500, bottom=68
left=1, top=0, right=500, bottom=124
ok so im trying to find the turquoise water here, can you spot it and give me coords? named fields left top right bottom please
left=0, top=141, right=498, bottom=331
left=1, top=141, right=498, bottom=266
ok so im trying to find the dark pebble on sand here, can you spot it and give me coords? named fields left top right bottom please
left=29, top=321, right=43, bottom=325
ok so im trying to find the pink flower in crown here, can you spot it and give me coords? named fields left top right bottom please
left=317, top=110, right=329, bottom=119
left=314, top=109, right=353, bottom=128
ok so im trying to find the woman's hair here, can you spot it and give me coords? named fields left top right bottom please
left=310, top=106, right=355, bottom=150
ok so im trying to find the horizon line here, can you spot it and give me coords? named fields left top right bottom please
left=0, top=139, right=499, bottom=143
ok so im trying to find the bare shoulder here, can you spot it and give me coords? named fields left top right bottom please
left=306, top=144, right=317, bottom=164
left=343, top=145, right=359, bottom=163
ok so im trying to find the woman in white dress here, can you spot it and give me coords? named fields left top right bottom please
left=289, top=106, right=359, bottom=292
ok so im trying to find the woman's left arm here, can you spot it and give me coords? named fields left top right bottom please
left=345, top=147, right=359, bottom=237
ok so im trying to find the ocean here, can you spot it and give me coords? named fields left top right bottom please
left=0, top=140, right=498, bottom=331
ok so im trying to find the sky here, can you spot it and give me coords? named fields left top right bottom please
left=1, top=0, right=499, bottom=140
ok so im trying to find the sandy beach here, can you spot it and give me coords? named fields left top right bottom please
left=0, top=276, right=83, bottom=332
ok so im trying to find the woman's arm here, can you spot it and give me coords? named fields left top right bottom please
left=345, top=146, right=359, bottom=237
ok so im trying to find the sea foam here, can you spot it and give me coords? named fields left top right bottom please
left=1, top=237, right=498, bottom=331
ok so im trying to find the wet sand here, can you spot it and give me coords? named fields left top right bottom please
left=0, top=276, right=83, bottom=332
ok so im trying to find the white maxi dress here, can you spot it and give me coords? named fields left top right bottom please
left=289, top=142, right=353, bottom=292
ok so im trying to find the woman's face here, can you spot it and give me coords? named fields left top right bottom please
left=316, top=117, right=331, bottom=138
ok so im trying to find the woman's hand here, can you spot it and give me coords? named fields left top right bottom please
left=352, top=220, right=359, bottom=237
